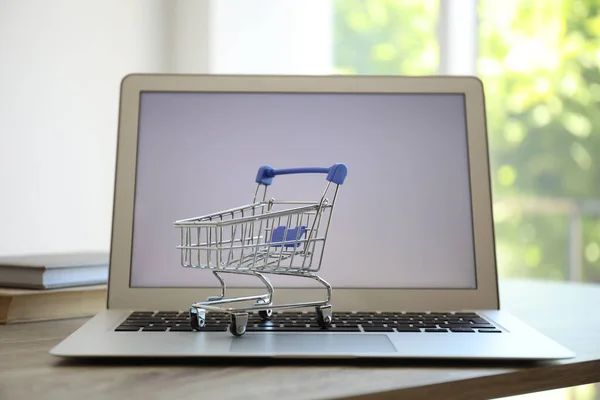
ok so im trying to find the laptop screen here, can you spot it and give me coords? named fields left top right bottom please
left=129, top=91, right=477, bottom=289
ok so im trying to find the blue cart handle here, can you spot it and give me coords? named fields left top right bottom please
left=255, top=163, right=347, bottom=186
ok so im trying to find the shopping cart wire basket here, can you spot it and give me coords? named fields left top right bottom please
left=173, top=163, right=347, bottom=336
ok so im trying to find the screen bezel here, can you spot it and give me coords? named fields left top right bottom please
left=107, top=74, right=499, bottom=311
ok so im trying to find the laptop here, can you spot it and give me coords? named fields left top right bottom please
left=50, top=74, right=574, bottom=360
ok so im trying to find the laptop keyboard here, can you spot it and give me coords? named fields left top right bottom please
left=115, top=311, right=501, bottom=333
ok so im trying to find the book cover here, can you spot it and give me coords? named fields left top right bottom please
left=0, top=252, right=109, bottom=289
left=0, top=284, right=107, bottom=324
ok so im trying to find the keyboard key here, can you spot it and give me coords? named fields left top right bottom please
left=121, top=320, right=151, bottom=326
left=254, top=322, right=280, bottom=329
left=443, top=324, right=476, bottom=329
left=478, top=329, right=502, bottom=333
left=470, top=324, right=497, bottom=329
left=284, top=327, right=324, bottom=332
left=291, top=320, right=314, bottom=324
left=427, top=313, right=449, bottom=317
left=362, top=326, right=394, bottom=332
left=127, top=320, right=157, bottom=325
left=115, top=326, right=141, bottom=332
left=322, top=326, right=361, bottom=332
left=169, top=326, right=193, bottom=332
left=130, top=311, right=154, bottom=316
left=395, top=328, right=421, bottom=332
left=330, top=318, right=349, bottom=323
left=142, top=326, right=168, bottom=332
left=424, top=328, right=448, bottom=333
left=454, top=312, right=479, bottom=317
left=155, top=312, right=179, bottom=317
left=450, top=328, right=475, bottom=333
left=395, top=323, right=419, bottom=328
left=362, top=322, right=387, bottom=327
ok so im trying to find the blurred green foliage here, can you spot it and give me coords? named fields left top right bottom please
left=334, top=0, right=438, bottom=74
left=333, top=0, right=600, bottom=282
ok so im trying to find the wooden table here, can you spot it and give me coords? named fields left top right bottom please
left=1, top=279, right=599, bottom=400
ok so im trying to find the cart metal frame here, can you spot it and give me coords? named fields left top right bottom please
left=173, top=164, right=347, bottom=336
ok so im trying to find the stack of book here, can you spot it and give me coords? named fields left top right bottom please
left=0, top=252, right=109, bottom=324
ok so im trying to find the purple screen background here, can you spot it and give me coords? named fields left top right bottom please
left=130, top=92, right=477, bottom=288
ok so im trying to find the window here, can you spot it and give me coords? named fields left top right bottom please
left=3, top=0, right=598, bottom=288
left=332, top=0, right=600, bottom=284
left=334, top=1, right=439, bottom=75
left=479, top=0, right=600, bottom=283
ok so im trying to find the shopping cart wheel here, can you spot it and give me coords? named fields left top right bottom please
left=256, top=299, right=272, bottom=320
left=316, top=305, right=332, bottom=328
left=229, top=313, right=248, bottom=337
left=189, top=307, right=206, bottom=331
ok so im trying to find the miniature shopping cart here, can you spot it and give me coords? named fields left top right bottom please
left=173, top=163, right=347, bottom=336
